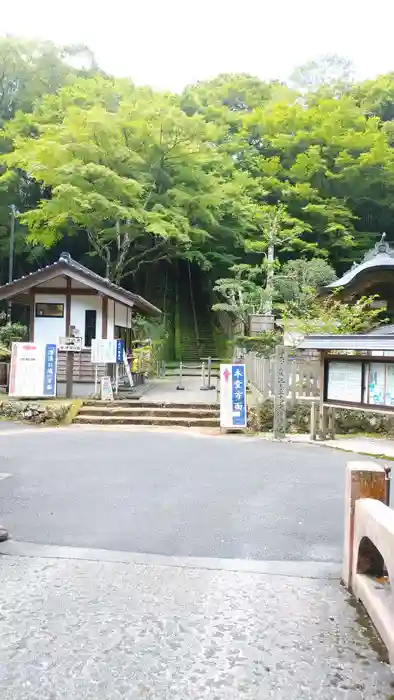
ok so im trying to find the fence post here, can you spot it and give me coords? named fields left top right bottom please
left=207, top=356, right=214, bottom=390
left=290, top=360, right=297, bottom=407
left=177, top=362, right=185, bottom=390
left=263, top=358, right=270, bottom=398
left=310, top=401, right=318, bottom=441
left=273, top=345, right=288, bottom=440
left=200, top=361, right=206, bottom=390
left=343, top=461, right=387, bottom=590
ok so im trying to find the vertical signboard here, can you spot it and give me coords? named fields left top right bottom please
left=220, top=363, right=247, bottom=429
left=9, top=342, right=57, bottom=398
left=43, top=344, right=57, bottom=396
left=100, top=376, right=114, bottom=401
left=115, top=339, right=124, bottom=363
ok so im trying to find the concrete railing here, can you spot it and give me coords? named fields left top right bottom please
left=343, top=461, right=394, bottom=664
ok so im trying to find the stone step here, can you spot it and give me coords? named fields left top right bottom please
left=79, top=406, right=219, bottom=418
left=74, top=415, right=220, bottom=427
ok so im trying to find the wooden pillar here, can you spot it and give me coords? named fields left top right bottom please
left=343, top=461, right=387, bottom=590
left=318, top=351, right=327, bottom=440
left=328, top=407, right=336, bottom=439
left=310, top=400, right=318, bottom=441
left=65, top=278, right=73, bottom=399
left=29, top=290, right=35, bottom=342
left=101, top=296, right=109, bottom=381
left=101, top=296, right=108, bottom=339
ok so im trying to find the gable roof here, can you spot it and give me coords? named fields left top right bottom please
left=299, top=334, right=394, bottom=351
left=0, top=253, right=161, bottom=316
left=325, top=234, right=394, bottom=291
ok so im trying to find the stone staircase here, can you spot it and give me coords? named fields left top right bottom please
left=73, top=401, right=220, bottom=428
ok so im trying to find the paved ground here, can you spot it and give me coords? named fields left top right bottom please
left=142, top=375, right=219, bottom=404
left=0, top=550, right=393, bottom=700
left=290, top=432, right=394, bottom=460
left=0, top=425, right=392, bottom=699
left=0, top=425, right=352, bottom=561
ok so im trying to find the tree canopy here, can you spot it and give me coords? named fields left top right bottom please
left=2, top=38, right=394, bottom=311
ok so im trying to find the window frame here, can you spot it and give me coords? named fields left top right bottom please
left=35, top=302, right=64, bottom=319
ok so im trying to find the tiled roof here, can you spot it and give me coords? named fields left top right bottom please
left=325, top=234, right=394, bottom=290
left=0, top=253, right=161, bottom=316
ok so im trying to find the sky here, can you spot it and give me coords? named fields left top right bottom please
left=2, top=0, right=394, bottom=91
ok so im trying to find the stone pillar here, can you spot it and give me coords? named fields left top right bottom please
left=343, top=461, right=387, bottom=590
left=310, top=401, right=318, bottom=441
left=273, top=345, right=288, bottom=440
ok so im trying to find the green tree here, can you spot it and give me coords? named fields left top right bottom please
left=0, top=36, right=97, bottom=125
left=351, top=73, right=394, bottom=122
left=0, top=37, right=100, bottom=282
left=281, top=293, right=385, bottom=339
left=212, top=264, right=268, bottom=334
left=289, top=54, right=355, bottom=96
left=241, top=94, right=394, bottom=268
left=274, top=258, right=337, bottom=314
left=3, top=77, right=255, bottom=283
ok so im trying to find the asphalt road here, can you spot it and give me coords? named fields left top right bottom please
left=0, top=427, right=356, bottom=561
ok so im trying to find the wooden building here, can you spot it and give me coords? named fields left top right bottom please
left=324, top=233, right=394, bottom=317
left=0, top=253, right=161, bottom=396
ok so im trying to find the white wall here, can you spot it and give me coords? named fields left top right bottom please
left=70, top=296, right=102, bottom=346
left=34, top=293, right=66, bottom=345
left=114, top=302, right=132, bottom=329
left=107, top=300, right=115, bottom=340
left=33, top=293, right=130, bottom=347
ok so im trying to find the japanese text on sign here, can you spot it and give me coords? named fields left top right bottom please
left=220, top=363, right=247, bottom=429
left=9, top=342, right=57, bottom=398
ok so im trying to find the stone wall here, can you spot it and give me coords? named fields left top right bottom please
left=248, top=398, right=394, bottom=436
left=0, top=399, right=72, bottom=424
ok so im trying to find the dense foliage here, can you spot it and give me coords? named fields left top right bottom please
left=1, top=40, right=394, bottom=323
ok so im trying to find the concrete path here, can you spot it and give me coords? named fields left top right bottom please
left=289, top=432, right=394, bottom=460
left=0, top=426, right=392, bottom=698
left=0, top=545, right=392, bottom=699
left=143, top=375, right=219, bottom=404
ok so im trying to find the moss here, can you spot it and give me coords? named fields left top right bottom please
left=60, top=399, right=84, bottom=425
left=247, top=398, right=394, bottom=438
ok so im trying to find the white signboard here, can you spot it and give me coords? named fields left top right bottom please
left=58, top=336, right=82, bottom=352
left=91, top=339, right=124, bottom=364
left=100, top=376, right=114, bottom=401
left=9, top=342, right=57, bottom=398
left=220, top=363, right=247, bottom=429
left=327, top=361, right=362, bottom=403
left=368, top=362, right=386, bottom=406
left=386, top=365, right=394, bottom=407
left=367, top=362, right=394, bottom=407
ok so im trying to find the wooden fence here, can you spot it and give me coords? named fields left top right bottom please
left=245, top=349, right=320, bottom=404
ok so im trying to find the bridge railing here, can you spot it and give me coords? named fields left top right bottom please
left=343, top=461, right=394, bottom=665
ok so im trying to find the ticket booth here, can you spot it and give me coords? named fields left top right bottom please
left=0, top=253, right=161, bottom=397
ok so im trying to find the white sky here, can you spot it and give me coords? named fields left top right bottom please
left=1, top=0, right=394, bottom=91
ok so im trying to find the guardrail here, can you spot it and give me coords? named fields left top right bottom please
left=343, top=461, right=394, bottom=664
